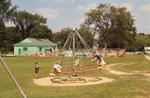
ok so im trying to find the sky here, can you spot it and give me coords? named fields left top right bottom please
left=11, top=0, right=150, bottom=33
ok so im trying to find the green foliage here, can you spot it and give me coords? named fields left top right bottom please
left=0, top=27, right=21, bottom=53
left=29, top=25, right=52, bottom=40
left=85, top=3, right=136, bottom=49
left=124, top=32, right=136, bottom=51
left=12, top=11, right=46, bottom=39
left=0, top=0, right=17, bottom=24
left=135, top=33, right=150, bottom=51
left=0, top=0, right=18, bottom=53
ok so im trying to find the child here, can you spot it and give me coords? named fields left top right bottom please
left=34, top=62, right=39, bottom=78
left=91, top=52, right=105, bottom=68
left=53, top=60, right=62, bottom=74
left=75, top=56, right=80, bottom=66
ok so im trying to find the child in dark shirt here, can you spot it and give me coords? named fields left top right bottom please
left=34, top=62, right=39, bottom=78
left=91, top=52, right=105, bottom=68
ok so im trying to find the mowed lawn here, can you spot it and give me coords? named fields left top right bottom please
left=0, top=55, right=150, bottom=98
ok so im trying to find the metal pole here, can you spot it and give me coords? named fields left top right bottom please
left=63, top=31, right=73, bottom=49
left=0, top=55, right=27, bottom=98
left=72, top=31, right=75, bottom=71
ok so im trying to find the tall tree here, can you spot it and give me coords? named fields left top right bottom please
left=0, top=0, right=16, bottom=25
left=0, top=0, right=17, bottom=53
left=84, top=3, right=136, bottom=49
left=12, top=11, right=46, bottom=39
left=29, top=25, right=52, bottom=40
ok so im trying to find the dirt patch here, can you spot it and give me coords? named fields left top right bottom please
left=143, top=73, right=150, bottom=77
left=143, top=73, right=150, bottom=81
left=108, top=70, right=133, bottom=75
left=33, top=77, right=114, bottom=86
left=106, top=63, right=135, bottom=75
left=144, top=55, right=150, bottom=60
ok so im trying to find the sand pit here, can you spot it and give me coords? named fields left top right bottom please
left=33, top=63, right=138, bottom=87
left=33, top=77, right=114, bottom=86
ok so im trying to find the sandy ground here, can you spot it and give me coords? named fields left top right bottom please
left=33, top=77, right=114, bottom=86
left=105, top=63, right=135, bottom=75
left=144, top=55, right=150, bottom=60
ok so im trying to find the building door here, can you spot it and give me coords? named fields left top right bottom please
left=50, top=48, right=52, bottom=52
left=18, top=49, right=21, bottom=55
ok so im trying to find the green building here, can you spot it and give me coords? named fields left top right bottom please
left=14, top=38, right=58, bottom=56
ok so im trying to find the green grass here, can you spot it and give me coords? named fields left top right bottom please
left=109, top=55, right=150, bottom=72
left=0, top=55, right=150, bottom=98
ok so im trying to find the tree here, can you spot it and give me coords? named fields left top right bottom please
left=5, top=27, right=21, bottom=51
left=124, top=32, right=136, bottom=51
left=0, top=27, right=21, bottom=52
left=84, top=3, right=136, bottom=49
left=135, top=33, right=150, bottom=51
left=12, top=11, right=46, bottom=39
left=0, top=0, right=17, bottom=53
left=29, top=25, right=52, bottom=40
left=0, top=0, right=16, bottom=25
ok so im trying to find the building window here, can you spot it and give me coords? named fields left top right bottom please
left=23, top=47, right=28, bottom=51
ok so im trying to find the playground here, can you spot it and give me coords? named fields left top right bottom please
left=0, top=54, right=150, bottom=98
left=1, top=0, right=150, bottom=98
left=0, top=30, right=150, bottom=98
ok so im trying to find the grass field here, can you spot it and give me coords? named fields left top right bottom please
left=0, top=55, right=150, bottom=98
